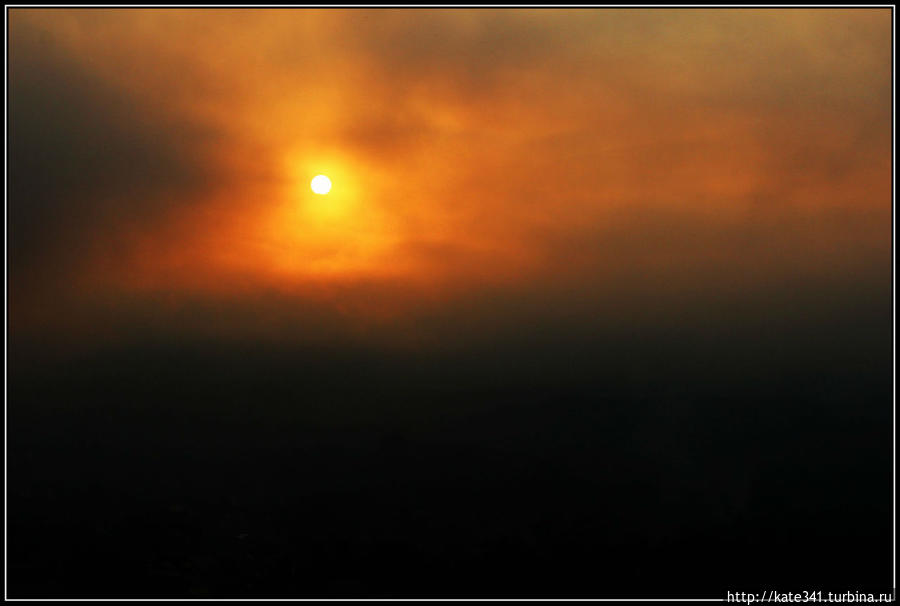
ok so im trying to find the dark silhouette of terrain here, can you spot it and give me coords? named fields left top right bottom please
left=7, top=294, right=893, bottom=598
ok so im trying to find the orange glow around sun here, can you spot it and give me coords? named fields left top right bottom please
left=7, top=8, right=892, bottom=343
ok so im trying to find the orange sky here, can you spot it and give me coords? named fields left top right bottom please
left=8, top=9, right=892, bottom=349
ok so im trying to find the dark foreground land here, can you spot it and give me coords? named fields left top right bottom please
left=7, top=297, right=893, bottom=598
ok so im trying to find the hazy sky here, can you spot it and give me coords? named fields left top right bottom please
left=8, top=9, right=892, bottom=350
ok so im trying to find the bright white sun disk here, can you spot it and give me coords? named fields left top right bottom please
left=311, top=174, right=332, bottom=195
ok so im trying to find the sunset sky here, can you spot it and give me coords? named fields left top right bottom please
left=9, top=8, right=892, bottom=349
left=8, top=9, right=894, bottom=598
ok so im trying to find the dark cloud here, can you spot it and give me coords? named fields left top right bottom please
left=8, top=14, right=222, bottom=296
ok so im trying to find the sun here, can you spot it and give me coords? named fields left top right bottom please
left=311, top=174, right=332, bottom=195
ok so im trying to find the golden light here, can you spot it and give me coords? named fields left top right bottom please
left=311, top=174, right=332, bottom=195
left=246, top=153, right=409, bottom=282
